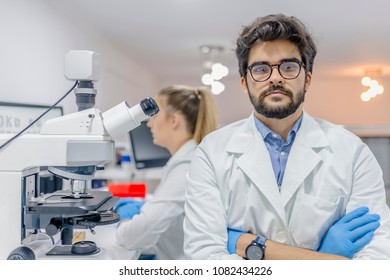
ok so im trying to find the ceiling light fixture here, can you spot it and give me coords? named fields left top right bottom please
left=199, top=45, right=229, bottom=95
left=361, top=68, right=384, bottom=102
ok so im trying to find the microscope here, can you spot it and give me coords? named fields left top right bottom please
left=0, top=50, right=159, bottom=259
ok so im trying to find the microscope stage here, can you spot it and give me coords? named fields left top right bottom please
left=27, top=190, right=118, bottom=215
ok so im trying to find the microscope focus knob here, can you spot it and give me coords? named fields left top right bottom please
left=7, top=246, right=36, bottom=260
left=45, top=223, right=61, bottom=236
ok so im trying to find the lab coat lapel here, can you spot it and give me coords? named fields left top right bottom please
left=227, top=116, right=285, bottom=220
left=280, top=113, right=330, bottom=205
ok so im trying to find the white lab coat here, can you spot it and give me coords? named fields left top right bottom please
left=184, top=112, right=390, bottom=260
left=116, top=139, right=197, bottom=259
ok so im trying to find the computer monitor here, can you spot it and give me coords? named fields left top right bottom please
left=129, top=121, right=171, bottom=169
left=0, top=101, right=63, bottom=134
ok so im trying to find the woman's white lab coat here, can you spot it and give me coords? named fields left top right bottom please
left=183, top=112, right=390, bottom=260
left=116, top=139, right=196, bottom=259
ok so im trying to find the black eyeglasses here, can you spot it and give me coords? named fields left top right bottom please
left=247, top=60, right=305, bottom=82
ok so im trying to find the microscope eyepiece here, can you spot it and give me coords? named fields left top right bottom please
left=102, top=97, right=159, bottom=137
left=140, top=97, right=159, bottom=116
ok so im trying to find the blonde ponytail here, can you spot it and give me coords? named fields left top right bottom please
left=193, top=88, right=218, bottom=144
left=157, top=85, right=218, bottom=144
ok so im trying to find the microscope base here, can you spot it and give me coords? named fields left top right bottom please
left=46, top=241, right=100, bottom=256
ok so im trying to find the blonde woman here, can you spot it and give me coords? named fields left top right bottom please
left=116, top=85, right=218, bottom=259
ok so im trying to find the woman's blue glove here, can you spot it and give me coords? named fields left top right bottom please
left=115, top=198, right=145, bottom=210
left=114, top=198, right=145, bottom=221
left=318, top=206, right=380, bottom=258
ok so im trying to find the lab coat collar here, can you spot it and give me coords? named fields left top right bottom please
left=225, top=114, right=259, bottom=154
left=297, top=111, right=330, bottom=148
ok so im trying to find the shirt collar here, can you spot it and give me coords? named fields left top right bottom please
left=254, top=113, right=303, bottom=142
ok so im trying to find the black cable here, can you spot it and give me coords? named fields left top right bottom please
left=0, top=80, right=79, bottom=151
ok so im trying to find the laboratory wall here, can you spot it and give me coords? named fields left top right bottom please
left=306, top=75, right=390, bottom=127
left=0, top=0, right=160, bottom=132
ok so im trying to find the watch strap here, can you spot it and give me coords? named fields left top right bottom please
left=254, top=235, right=267, bottom=247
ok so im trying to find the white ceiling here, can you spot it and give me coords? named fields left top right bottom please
left=45, top=0, right=390, bottom=85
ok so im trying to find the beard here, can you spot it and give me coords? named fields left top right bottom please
left=248, top=85, right=306, bottom=119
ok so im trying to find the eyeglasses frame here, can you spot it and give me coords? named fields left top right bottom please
left=247, top=60, right=306, bottom=82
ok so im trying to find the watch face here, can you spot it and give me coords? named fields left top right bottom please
left=246, top=244, right=264, bottom=260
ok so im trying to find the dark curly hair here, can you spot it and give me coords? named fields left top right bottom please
left=235, top=14, right=317, bottom=77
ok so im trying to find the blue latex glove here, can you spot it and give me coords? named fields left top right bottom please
left=227, top=228, right=247, bottom=254
left=115, top=198, right=145, bottom=210
left=114, top=198, right=145, bottom=221
left=318, top=206, right=380, bottom=258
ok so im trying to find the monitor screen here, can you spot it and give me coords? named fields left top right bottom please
left=0, top=102, right=63, bottom=134
left=129, top=121, right=171, bottom=169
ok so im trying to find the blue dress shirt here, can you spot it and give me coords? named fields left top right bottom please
left=254, top=114, right=303, bottom=189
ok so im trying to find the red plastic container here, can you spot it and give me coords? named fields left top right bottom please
left=108, top=183, right=147, bottom=198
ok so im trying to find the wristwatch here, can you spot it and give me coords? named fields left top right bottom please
left=245, top=235, right=267, bottom=260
